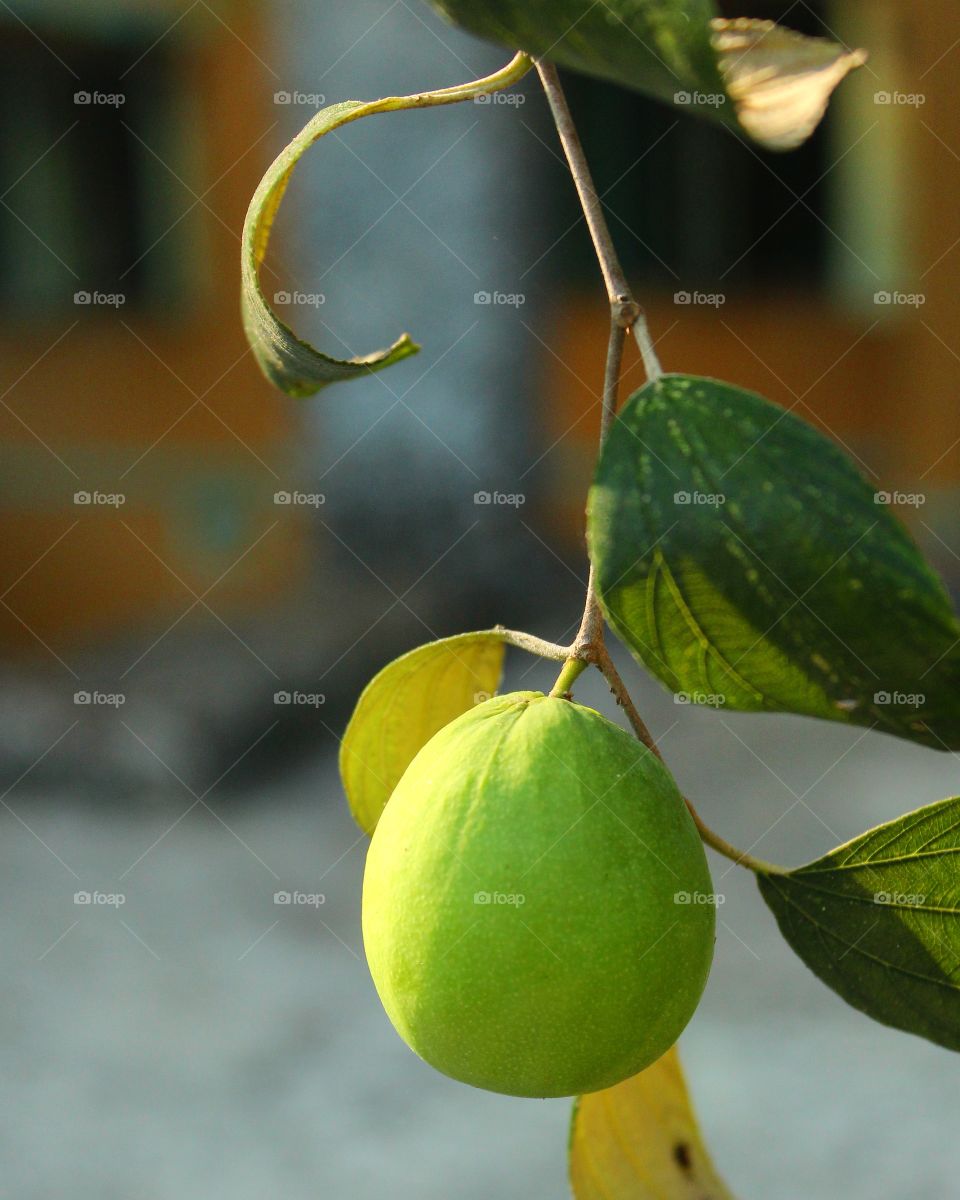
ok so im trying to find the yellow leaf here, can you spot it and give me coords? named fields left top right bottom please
left=339, top=632, right=505, bottom=834
left=714, top=18, right=867, bottom=151
left=570, top=1048, right=736, bottom=1200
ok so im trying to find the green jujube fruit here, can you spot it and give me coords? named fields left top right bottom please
left=362, top=691, right=715, bottom=1097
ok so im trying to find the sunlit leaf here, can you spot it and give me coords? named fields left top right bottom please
left=242, top=56, right=531, bottom=396
left=588, top=374, right=960, bottom=751
left=424, top=1, right=864, bottom=149
left=715, top=19, right=868, bottom=151
left=339, top=631, right=505, bottom=834
left=758, top=795, right=960, bottom=1051
left=570, top=1046, right=736, bottom=1200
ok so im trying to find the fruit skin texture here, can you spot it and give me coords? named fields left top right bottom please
left=362, top=691, right=715, bottom=1098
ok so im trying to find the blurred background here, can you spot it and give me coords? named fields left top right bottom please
left=1, top=0, right=958, bottom=1196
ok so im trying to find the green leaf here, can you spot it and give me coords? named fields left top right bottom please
left=241, top=99, right=419, bottom=397
left=758, top=795, right=960, bottom=1052
left=424, top=1, right=865, bottom=150
left=587, top=374, right=960, bottom=751
left=570, top=1047, right=737, bottom=1199
left=339, top=631, right=505, bottom=834
left=242, top=55, right=531, bottom=396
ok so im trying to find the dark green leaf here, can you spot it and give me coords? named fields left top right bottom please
left=424, top=1, right=865, bottom=149
left=587, top=374, right=960, bottom=750
left=758, top=795, right=960, bottom=1052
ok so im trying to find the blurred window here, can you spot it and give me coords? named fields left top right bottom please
left=0, top=22, right=192, bottom=315
left=552, top=0, right=836, bottom=292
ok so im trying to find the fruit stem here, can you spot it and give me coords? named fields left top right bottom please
left=549, top=657, right=589, bottom=698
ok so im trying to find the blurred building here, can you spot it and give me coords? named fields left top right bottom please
left=536, top=1, right=960, bottom=579
left=0, top=0, right=305, bottom=653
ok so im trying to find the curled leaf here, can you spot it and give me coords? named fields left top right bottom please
left=339, top=631, right=505, bottom=834
left=758, top=795, right=960, bottom=1052
left=242, top=56, right=531, bottom=396
left=570, top=1046, right=736, bottom=1199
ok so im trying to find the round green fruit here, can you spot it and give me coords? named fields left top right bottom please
left=361, top=690, right=715, bottom=1098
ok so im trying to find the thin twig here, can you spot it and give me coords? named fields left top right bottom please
left=535, top=61, right=634, bottom=319
left=494, top=627, right=571, bottom=662
left=591, top=643, right=663, bottom=758
left=533, top=60, right=779, bottom=875
left=572, top=320, right=626, bottom=656
left=594, top=645, right=782, bottom=873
